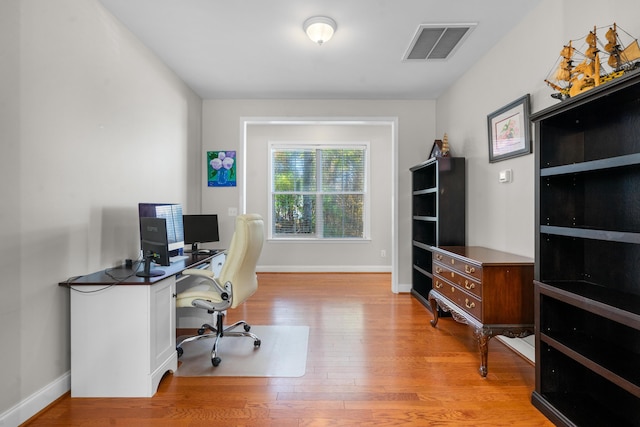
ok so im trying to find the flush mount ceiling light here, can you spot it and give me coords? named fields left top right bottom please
left=303, top=16, right=337, bottom=45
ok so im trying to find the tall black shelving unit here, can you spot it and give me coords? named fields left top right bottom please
left=531, top=71, right=640, bottom=426
left=410, top=157, right=465, bottom=307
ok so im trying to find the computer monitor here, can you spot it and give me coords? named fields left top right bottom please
left=183, top=214, right=220, bottom=254
left=138, top=203, right=184, bottom=255
left=137, top=217, right=169, bottom=277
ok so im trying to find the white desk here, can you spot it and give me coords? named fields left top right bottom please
left=63, top=252, right=224, bottom=397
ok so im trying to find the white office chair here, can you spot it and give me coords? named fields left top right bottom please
left=175, top=214, right=264, bottom=367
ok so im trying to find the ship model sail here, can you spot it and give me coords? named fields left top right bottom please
left=545, top=23, right=640, bottom=99
left=605, top=23, right=640, bottom=69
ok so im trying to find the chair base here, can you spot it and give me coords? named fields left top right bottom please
left=176, top=311, right=261, bottom=366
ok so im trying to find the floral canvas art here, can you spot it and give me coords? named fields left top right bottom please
left=207, top=151, right=236, bottom=187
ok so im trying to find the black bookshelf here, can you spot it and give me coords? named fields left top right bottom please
left=410, top=157, right=465, bottom=307
left=531, top=71, right=640, bottom=427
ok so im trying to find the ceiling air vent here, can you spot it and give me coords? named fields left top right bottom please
left=403, top=23, right=476, bottom=61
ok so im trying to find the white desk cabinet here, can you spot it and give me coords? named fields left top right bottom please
left=65, top=254, right=218, bottom=397
left=70, top=276, right=176, bottom=397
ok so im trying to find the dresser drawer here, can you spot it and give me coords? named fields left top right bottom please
left=433, top=251, right=482, bottom=281
left=433, top=262, right=482, bottom=299
left=433, top=275, right=482, bottom=322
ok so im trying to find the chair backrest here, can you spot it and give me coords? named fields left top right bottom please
left=218, top=214, right=264, bottom=308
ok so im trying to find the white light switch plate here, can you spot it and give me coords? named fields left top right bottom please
left=499, top=169, right=512, bottom=183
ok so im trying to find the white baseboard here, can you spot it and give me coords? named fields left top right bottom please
left=496, top=335, right=535, bottom=364
left=0, top=372, right=70, bottom=427
left=397, top=283, right=412, bottom=293
left=256, top=265, right=392, bottom=273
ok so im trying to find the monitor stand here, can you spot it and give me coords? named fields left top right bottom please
left=187, top=242, right=213, bottom=255
left=136, top=255, right=165, bottom=278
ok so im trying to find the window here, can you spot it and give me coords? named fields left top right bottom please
left=269, top=142, right=368, bottom=240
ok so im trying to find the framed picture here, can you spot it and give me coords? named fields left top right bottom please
left=487, top=94, right=531, bottom=163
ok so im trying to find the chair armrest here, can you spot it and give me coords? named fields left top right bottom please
left=181, top=268, right=230, bottom=299
left=181, top=268, right=214, bottom=278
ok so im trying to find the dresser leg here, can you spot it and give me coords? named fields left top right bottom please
left=474, top=328, right=492, bottom=377
left=428, top=292, right=439, bottom=327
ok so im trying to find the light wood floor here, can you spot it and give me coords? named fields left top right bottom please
left=25, top=273, right=553, bottom=426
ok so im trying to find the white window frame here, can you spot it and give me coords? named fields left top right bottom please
left=268, top=141, right=371, bottom=241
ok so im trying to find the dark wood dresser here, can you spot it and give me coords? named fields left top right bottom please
left=428, top=246, right=534, bottom=376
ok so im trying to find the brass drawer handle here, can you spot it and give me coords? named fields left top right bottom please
left=435, top=281, right=443, bottom=289
left=451, top=259, right=455, bottom=265
left=450, top=272, right=455, bottom=278
left=465, top=298, right=475, bottom=309
left=435, top=254, right=443, bottom=261
left=435, top=267, right=442, bottom=274
left=464, top=280, right=475, bottom=290
left=465, top=265, right=476, bottom=274
left=451, top=287, right=455, bottom=293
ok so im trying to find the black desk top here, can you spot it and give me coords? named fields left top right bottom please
left=60, top=251, right=223, bottom=286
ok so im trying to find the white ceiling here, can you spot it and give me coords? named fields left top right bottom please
left=98, top=0, right=540, bottom=100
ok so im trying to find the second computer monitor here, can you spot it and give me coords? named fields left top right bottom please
left=183, top=214, right=220, bottom=254
left=137, top=217, right=170, bottom=277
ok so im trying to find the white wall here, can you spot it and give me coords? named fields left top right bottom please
left=0, top=0, right=22, bottom=420
left=201, top=100, right=436, bottom=284
left=436, top=0, right=640, bottom=258
left=0, top=0, right=202, bottom=424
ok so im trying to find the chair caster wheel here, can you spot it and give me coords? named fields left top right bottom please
left=254, top=339, right=261, bottom=347
left=176, top=347, right=183, bottom=358
left=244, top=324, right=251, bottom=332
left=212, top=357, right=221, bottom=367
left=197, top=328, right=205, bottom=335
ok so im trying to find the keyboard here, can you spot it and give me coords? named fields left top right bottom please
left=169, top=255, right=190, bottom=263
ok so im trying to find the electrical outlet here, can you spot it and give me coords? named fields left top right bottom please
left=381, top=249, right=387, bottom=258
left=228, top=207, right=238, bottom=216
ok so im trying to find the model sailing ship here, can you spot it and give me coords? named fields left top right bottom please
left=545, top=23, right=640, bottom=99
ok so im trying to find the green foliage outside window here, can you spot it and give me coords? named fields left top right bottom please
left=271, top=146, right=366, bottom=239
